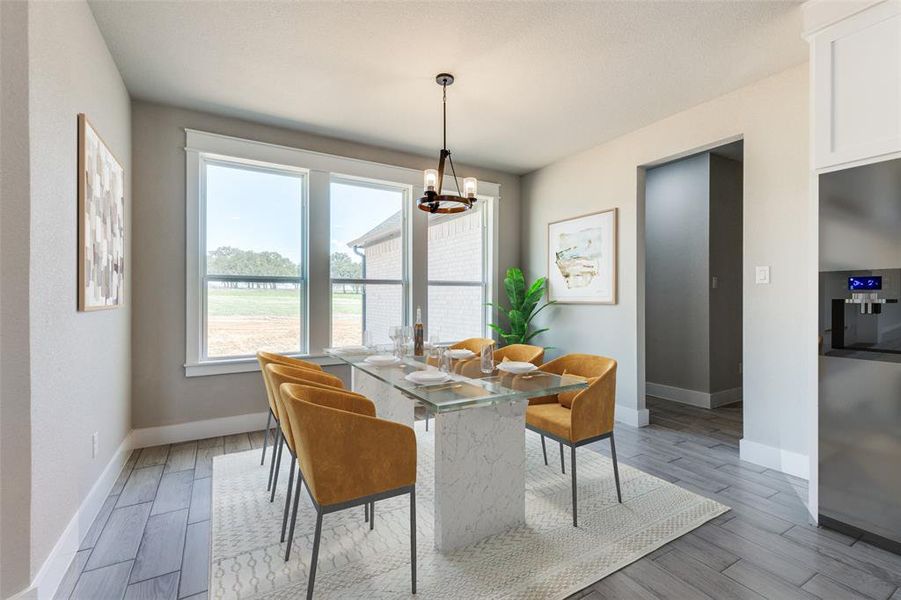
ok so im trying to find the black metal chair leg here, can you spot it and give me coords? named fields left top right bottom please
left=571, top=445, right=578, bottom=527
left=425, top=412, right=429, bottom=431
left=281, top=461, right=296, bottom=542
left=610, top=433, right=622, bottom=503
left=267, top=427, right=281, bottom=491
left=540, top=435, right=548, bottom=465
left=306, top=511, right=323, bottom=600
left=270, top=434, right=284, bottom=503
left=261, top=411, right=272, bottom=466
left=410, top=488, right=417, bottom=594
left=365, top=502, right=369, bottom=522
left=559, top=441, right=565, bottom=474
left=370, top=501, right=375, bottom=530
left=285, top=474, right=303, bottom=561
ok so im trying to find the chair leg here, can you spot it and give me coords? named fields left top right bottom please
left=270, top=434, right=284, bottom=503
left=261, top=410, right=272, bottom=466
left=267, top=427, right=281, bottom=491
left=365, top=502, right=369, bottom=522
left=280, top=461, right=296, bottom=542
left=305, top=511, right=323, bottom=600
left=571, top=445, right=578, bottom=527
left=540, top=435, right=548, bottom=466
left=425, top=412, right=429, bottom=431
left=610, top=433, right=622, bottom=503
left=559, top=441, right=565, bottom=474
left=285, top=473, right=303, bottom=561
left=410, top=488, right=417, bottom=594
left=370, top=501, right=375, bottom=530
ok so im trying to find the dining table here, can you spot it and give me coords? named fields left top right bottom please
left=324, top=347, right=588, bottom=552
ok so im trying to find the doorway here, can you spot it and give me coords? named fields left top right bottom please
left=642, top=140, right=744, bottom=437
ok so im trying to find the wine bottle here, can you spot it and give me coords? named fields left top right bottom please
left=414, top=306, right=424, bottom=356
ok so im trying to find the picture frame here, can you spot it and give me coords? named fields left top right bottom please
left=78, top=113, right=125, bottom=311
left=547, top=207, right=617, bottom=304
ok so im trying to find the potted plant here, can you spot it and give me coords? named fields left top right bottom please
left=488, top=267, right=556, bottom=345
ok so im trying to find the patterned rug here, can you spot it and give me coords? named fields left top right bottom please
left=210, top=423, right=728, bottom=599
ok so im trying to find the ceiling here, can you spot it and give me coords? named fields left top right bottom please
left=88, top=1, right=806, bottom=174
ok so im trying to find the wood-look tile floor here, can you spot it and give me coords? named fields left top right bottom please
left=55, top=399, right=901, bottom=600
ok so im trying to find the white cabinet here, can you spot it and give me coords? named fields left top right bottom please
left=809, top=0, right=901, bottom=169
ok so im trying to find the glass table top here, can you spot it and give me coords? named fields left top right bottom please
left=325, top=348, right=588, bottom=413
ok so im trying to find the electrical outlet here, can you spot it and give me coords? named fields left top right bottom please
left=712, top=276, right=719, bottom=289
left=755, top=266, right=770, bottom=285
left=92, top=432, right=99, bottom=459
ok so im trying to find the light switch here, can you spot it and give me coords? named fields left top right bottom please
left=755, top=266, right=770, bottom=285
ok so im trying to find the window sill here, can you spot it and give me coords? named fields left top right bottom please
left=184, top=354, right=348, bottom=378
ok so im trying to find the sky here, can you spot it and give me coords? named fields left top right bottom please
left=206, top=163, right=402, bottom=266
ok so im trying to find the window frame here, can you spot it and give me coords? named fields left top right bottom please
left=426, top=195, right=495, bottom=342
left=185, top=129, right=499, bottom=377
left=328, top=174, right=411, bottom=346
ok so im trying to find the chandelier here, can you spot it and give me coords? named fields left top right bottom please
left=419, top=73, right=478, bottom=214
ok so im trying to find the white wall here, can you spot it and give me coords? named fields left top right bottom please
left=0, top=1, right=33, bottom=595
left=521, top=64, right=813, bottom=477
left=26, top=0, right=132, bottom=588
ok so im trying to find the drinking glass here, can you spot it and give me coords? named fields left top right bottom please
left=438, top=348, right=452, bottom=374
left=389, top=326, right=401, bottom=357
left=402, top=326, right=414, bottom=357
left=480, top=342, right=495, bottom=375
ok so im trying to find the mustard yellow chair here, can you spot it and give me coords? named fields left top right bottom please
left=451, top=337, right=495, bottom=354
left=494, top=343, right=544, bottom=366
left=526, top=354, right=621, bottom=526
left=455, top=343, right=544, bottom=378
left=266, top=363, right=372, bottom=540
left=257, top=351, right=324, bottom=466
left=280, top=383, right=417, bottom=598
left=258, top=353, right=343, bottom=500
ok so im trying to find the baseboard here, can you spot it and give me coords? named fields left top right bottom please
left=27, top=431, right=134, bottom=600
left=646, top=382, right=742, bottom=409
left=739, top=438, right=809, bottom=480
left=130, top=411, right=269, bottom=448
left=616, top=404, right=650, bottom=427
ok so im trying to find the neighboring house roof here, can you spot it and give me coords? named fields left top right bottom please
left=347, top=211, right=472, bottom=248
left=347, top=211, right=401, bottom=248
left=348, top=209, right=472, bottom=248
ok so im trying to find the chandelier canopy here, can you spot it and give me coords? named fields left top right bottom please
left=418, top=73, right=477, bottom=214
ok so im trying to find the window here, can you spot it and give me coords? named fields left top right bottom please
left=185, top=129, right=499, bottom=376
left=330, top=179, right=408, bottom=346
left=427, top=200, right=489, bottom=342
left=202, top=159, right=306, bottom=359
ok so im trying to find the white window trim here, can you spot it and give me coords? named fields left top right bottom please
left=184, top=129, right=499, bottom=377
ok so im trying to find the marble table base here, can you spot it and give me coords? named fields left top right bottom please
left=433, top=398, right=527, bottom=552
left=352, top=369, right=415, bottom=427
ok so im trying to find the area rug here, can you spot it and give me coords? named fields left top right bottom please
left=210, top=423, right=728, bottom=599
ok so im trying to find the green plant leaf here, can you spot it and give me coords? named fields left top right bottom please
left=504, top=268, right=525, bottom=309
left=523, top=327, right=549, bottom=342
left=524, top=300, right=556, bottom=327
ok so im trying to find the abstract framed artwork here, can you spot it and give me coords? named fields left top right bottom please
left=77, top=113, right=125, bottom=311
left=547, top=207, right=617, bottom=304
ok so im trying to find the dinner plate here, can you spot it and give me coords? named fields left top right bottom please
left=405, top=371, right=451, bottom=385
left=497, top=361, right=538, bottom=374
left=447, top=349, right=475, bottom=359
left=364, top=355, right=400, bottom=366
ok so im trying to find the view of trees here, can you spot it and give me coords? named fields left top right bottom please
left=207, top=247, right=364, bottom=289
left=207, top=246, right=299, bottom=287
left=330, top=251, right=362, bottom=279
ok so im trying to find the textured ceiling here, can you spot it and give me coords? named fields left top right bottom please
left=88, top=1, right=806, bottom=174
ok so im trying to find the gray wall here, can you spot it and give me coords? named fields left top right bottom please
left=709, top=154, right=743, bottom=393
left=0, top=1, right=32, bottom=595
left=645, top=153, right=711, bottom=392
left=645, top=152, right=743, bottom=399
left=130, top=101, right=520, bottom=429
left=27, top=0, right=133, bottom=578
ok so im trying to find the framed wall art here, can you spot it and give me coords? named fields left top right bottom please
left=547, top=207, right=617, bottom=304
left=78, top=113, right=125, bottom=311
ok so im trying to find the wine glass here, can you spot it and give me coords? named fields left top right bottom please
left=480, top=342, right=495, bottom=375
left=362, top=330, right=373, bottom=350
left=389, top=326, right=401, bottom=357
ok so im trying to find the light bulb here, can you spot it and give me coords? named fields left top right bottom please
left=463, top=177, right=478, bottom=198
left=424, top=169, right=438, bottom=191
